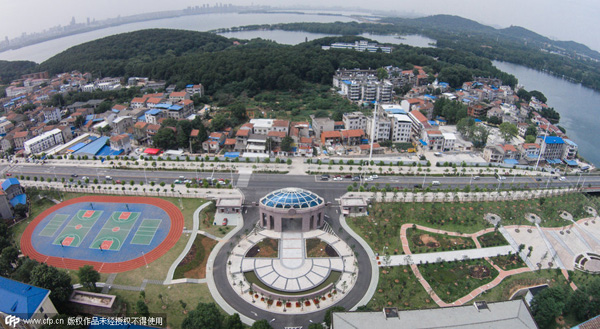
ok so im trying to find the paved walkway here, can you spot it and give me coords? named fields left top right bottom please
left=534, top=223, right=565, bottom=269
left=165, top=201, right=211, bottom=283
left=384, top=245, right=514, bottom=266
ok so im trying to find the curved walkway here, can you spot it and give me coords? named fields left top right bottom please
left=165, top=201, right=211, bottom=283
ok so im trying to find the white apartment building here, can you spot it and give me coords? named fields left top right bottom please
left=249, top=119, right=289, bottom=135
left=343, top=112, right=368, bottom=131
left=366, top=117, right=392, bottom=142
left=442, top=133, right=457, bottom=151
left=42, top=107, right=62, bottom=122
left=387, top=113, right=412, bottom=143
left=23, top=128, right=64, bottom=155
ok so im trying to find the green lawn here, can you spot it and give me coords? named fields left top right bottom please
left=472, top=269, right=568, bottom=303
left=488, top=254, right=526, bottom=271
left=407, top=228, right=476, bottom=254
left=110, top=283, right=216, bottom=328
left=347, top=193, right=599, bottom=253
left=366, top=266, right=433, bottom=311
left=419, top=258, right=499, bottom=303
left=173, top=235, right=217, bottom=279
left=306, top=238, right=331, bottom=257
left=477, top=231, right=509, bottom=247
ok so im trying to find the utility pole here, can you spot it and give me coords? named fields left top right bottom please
left=534, top=124, right=549, bottom=171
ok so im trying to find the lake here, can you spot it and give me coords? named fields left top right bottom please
left=493, top=60, right=600, bottom=166
left=0, top=12, right=356, bottom=63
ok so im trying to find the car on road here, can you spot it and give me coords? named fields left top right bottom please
left=365, top=177, right=373, bottom=181
left=413, top=184, right=422, bottom=188
left=536, top=178, right=542, bottom=181
left=222, top=218, right=228, bottom=226
left=344, top=174, right=353, bottom=178
left=370, top=175, right=379, bottom=179
left=105, top=176, right=112, bottom=180
left=352, top=176, right=360, bottom=181
left=71, top=174, right=78, bottom=177
left=115, top=180, right=122, bottom=184
left=559, top=176, right=566, bottom=181
left=333, top=176, right=343, bottom=181
left=320, top=174, right=330, bottom=181
left=4, top=173, right=11, bottom=176
left=174, top=180, right=183, bottom=184
left=184, top=179, right=193, bottom=184
left=473, top=176, right=480, bottom=180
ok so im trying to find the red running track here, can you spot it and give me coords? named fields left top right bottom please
left=20, top=196, right=183, bottom=273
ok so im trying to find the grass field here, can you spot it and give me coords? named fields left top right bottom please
left=489, top=254, right=526, bottom=271
left=419, top=258, right=499, bottom=304
left=347, top=193, right=599, bottom=252
left=472, top=269, right=568, bottom=303
left=367, top=266, right=433, bottom=311
left=110, top=283, right=215, bottom=328
left=477, top=231, right=509, bottom=247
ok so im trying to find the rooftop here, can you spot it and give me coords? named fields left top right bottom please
left=0, top=276, right=50, bottom=319
left=260, top=188, right=324, bottom=209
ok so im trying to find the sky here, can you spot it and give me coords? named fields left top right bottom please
left=2, top=0, right=599, bottom=51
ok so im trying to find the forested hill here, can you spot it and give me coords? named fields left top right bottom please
left=14, top=29, right=516, bottom=96
left=222, top=17, right=600, bottom=92
left=0, top=60, right=37, bottom=84
left=38, top=29, right=236, bottom=75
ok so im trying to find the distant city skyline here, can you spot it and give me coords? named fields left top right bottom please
left=2, top=0, right=599, bottom=52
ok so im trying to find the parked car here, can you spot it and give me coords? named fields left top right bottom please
left=352, top=176, right=361, bottom=181
left=370, top=175, right=379, bottom=179
left=5, top=173, right=11, bottom=176
left=413, top=184, right=422, bottom=188
left=222, top=218, right=228, bottom=226
left=174, top=180, right=183, bottom=184
left=320, top=174, right=330, bottom=181
left=559, top=176, right=566, bottom=181
left=536, top=178, right=542, bottom=181
left=473, top=176, right=480, bottom=180
left=115, top=180, right=122, bottom=184
left=344, top=174, right=353, bottom=178
left=71, top=174, right=78, bottom=177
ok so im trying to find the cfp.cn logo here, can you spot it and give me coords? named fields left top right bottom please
left=4, top=315, right=21, bottom=327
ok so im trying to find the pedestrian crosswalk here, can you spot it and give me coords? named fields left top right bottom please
left=236, top=168, right=253, bottom=188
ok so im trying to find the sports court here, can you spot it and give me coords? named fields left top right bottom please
left=21, top=196, right=183, bottom=273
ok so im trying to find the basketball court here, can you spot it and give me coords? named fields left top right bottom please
left=21, top=196, right=184, bottom=273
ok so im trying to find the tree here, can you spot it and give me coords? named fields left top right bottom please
left=250, top=319, right=273, bottom=329
left=136, top=299, right=150, bottom=317
left=29, top=264, right=73, bottom=305
left=376, top=67, right=388, bottom=80
left=223, top=313, right=244, bottom=329
left=13, top=203, right=28, bottom=218
left=182, top=302, right=223, bottom=329
left=229, top=103, right=247, bottom=125
left=499, top=122, right=518, bottom=143
left=152, top=128, right=177, bottom=150
left=280, top=136, right=294, bottom=152
left=0, top=246, right=19, bottom=276
left=529, top=90, right=547, bottom=103
left=487, top=116, right=502, bottom=125
left=97, top=125, right=112, bottom=136
left=324, top=306, right=345, bottom=327
left=77, top=265, right=100, bottom=292
left=530, top=286, right=567, bottom=329
left=11, top=257, right=38, bottom=282
left=210, top=114, right=229, bottom=132
left=525, top=124, right=538, bottom=137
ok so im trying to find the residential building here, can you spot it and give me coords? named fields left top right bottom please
left=0, top=136, right=14, bottom=153
left=537, top=136, right=565, bottom=160
left=109, top=134, right=132, bottom=153
left=387, top=113, right=412, bottom=143
left=110, top=116, right=133, bottom=135
left=133, top=122, right=149, bottom=143
left=467, top=103, right=489, bottom=118
left=168, top=91, right=189, bottom=103
left=311, top=117, right=335, bottom=140
left=202, top=132, right=225, bottom=153
left=442, top=133, right=456, bottom=151
left=130, top=97, right=146, bottom=109
left=425, top=130, right=444, bottom=151
left=501, top=144, right=519, bottom=160
left=42, top=107, right=61, bottom=122
left=146, top=124, right=160, bottom=142
left=343, top=112, right=368, bottom=131
left=408, top=110, right=430, bottom=142
left=144, top=109, right=164, bottom=125
left=185, top=84, right=204, bottom=96
left=23, top=128, right=64, bottom=155
left=0, top=121, right=14, bottom=134
left=13, top=131, right=29, bottom=149
left=246, top=134, right=268, bottom=154
left=320, top=131, right=342, bottom=146
left=360, top=143, right=382, bottom=154
left=0, top=191, right=13, bottom=219
left=563, top=139, right=578, bottom=160
left=340, top=129, right=365, bottom=146
left=483, top=145, right=505, bottom=163
left=366, top=116, right=391, bottom=142
left=0, top=276, right=58, bottom=329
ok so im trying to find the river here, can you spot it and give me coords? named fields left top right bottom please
left=493, top=61, right=600, bottom=166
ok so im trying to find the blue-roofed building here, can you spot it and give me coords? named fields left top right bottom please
left=537, top=136, right=565, bottom=160
left=563, top=138, right=578, bottom=160
left=259, top=188, right=326, bottom=232
left=144, top=109, right=163, bottom=125
left=73, top=136, right=109, bottom=157
left=0, top=276, right=57, bottom=325
left=1, top=179, right=26, bottom=217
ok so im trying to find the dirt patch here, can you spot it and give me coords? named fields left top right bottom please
left=469, top=265, right=491, bottom=279
left=246, top=238, right=279, bottom=258
left=306, top=238, right=339, bottom=257
left=420, top=234, right=440, bottom=248
left=182, top=236, right=217, bottom=279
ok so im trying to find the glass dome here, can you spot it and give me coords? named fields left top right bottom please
left=260, top=188, right=324, bottom=209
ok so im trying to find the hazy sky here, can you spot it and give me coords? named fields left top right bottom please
left=2, top=0, right=599, bottom=51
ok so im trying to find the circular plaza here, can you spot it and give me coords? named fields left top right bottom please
left=226, top=188, right=358, bottom=314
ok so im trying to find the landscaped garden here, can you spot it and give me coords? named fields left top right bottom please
left=418, top=258, right=499, bottom=303
left=488, top=253, right=526, bottom=271
left=306, top=238, right=339, bottom=257
left=407, top=228, right=476, bottom=253
left=173, top=235, right=217, bottom=279
left=347, top=193, right=599, bottom=252
left=246, top=238, right=279, bottom=258
left=367, top=266, right=433, bottom=311
left=477, top=231, right=509, bottom=247
left=472, top=269, right=567, bottom=303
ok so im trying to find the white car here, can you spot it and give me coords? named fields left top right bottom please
left=370, top=175, right=379, bottom=179
left=559, top=176, right=566, bottom=181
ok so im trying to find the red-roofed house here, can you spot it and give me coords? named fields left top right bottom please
left=130, top=97, right=146, bottom=109
left=236, top=128, right=250, bottom=143
left=321, top=131, right=342, bottom=145
left=169, top=91, right=189, bottom=102
left=501, top=144, right=519, bottom=159
left=146, top=124, right=161, bottom=140
left=224, top=138, right=237, bottom=150
left=408, top=110, right=429, bottom=141
left=13, top=131, right=29, bottom=149
left=340, top=129, right=365, bottom=145
left=267, top=131, right=287, bottom=143
left=110, top=134, right=132, bottom=153
left=360, top=143, right=382, bottom=154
